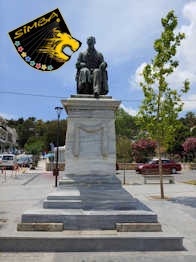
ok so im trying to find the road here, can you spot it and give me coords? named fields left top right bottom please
left=116, top=169, right=196, bottom=185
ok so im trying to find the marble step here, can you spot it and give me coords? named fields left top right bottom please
left=0, top=232, right=184, bottom=251
left=43, top=200, right=82, bottom=209
left=22, top=209, right=158, bottom=230
left=47, top=191, right=135, bottom=201
left=43, top=199, right=137, bottom=210
left=58, top=175, right=121, bottom=186
left=47, top=191, right=80, bottom=201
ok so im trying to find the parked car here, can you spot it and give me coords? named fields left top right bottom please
left=17, top=157, right=31, bottom=167
left=0, top=154, right=17, bottom=169
left=136, top=159, right=181, bottom=174
left=0, top=155, right=3, bottom=164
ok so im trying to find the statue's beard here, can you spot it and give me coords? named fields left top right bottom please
left=88, top=46, right=95, bottom=53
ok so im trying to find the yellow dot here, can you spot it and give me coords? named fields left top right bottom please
left=56, top=18, right=60, bottom=22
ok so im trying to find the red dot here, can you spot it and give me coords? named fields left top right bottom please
left=18, top=47, right=23, bottom=52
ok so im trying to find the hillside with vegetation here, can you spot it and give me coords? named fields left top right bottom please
left=6, top=110, right=196, bottom=161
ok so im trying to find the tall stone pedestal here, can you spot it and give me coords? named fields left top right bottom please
left=61, top=95, right=120, bottom=177
left=21, top=95, right=159, bottom=230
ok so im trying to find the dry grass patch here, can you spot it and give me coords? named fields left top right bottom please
left=183, top=180, right=196, bottom=185
left=150, top=195, right=172, bottom=200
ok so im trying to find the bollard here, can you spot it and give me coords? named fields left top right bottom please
left=4, top=167, right=6, bottom=182
left=123, top=164, right=126, bottom=185
left=1, top=167, right=6, bottom=182
left=12, top=166, right=15, bottom=177
left=0, top=167, right=3, bottom=182
left=23, top=163, right=27, bottom=174
left=14, top=165, right=19, bottom=178
left=17, top=164, right=21, bottom=177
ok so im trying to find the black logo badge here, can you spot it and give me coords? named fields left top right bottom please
left=8, top=8, right=81, bottom=71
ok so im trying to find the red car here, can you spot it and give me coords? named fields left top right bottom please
left=136, top=159, right=181, bottom=174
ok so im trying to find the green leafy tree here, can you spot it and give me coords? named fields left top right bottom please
left=138, top=10, right=190, bottom=198
left=167, top=124, right=189, bottom=158
left=7, top=118, right=67, bottom=151
left=43, top=120, right=67, bottom=150
left=35, top=119, right=45, bottom=137
left=115, top=108, right=140, bottom=161
left=116, top=136, right=132, bottom=162
left=24, top=136, right=45, bottom=155
left=191, top=126, right=196, bottom=137
left=167, top=112, right=196, bottom=157
left=115, top=108, right=139, bottom=139
left=183, top=112, right=196, bottom=128
left=7, top=117, right=36, bottom=147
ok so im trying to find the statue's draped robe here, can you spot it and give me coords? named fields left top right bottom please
left=76, top=49, right=108, bottom=95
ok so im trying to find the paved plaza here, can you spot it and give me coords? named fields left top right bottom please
left=0, top=162, right=196, bottom=261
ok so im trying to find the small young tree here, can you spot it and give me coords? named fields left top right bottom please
left=138, top=10, right=190, bottom=198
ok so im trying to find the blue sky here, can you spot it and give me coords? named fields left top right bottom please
left=1, top=0, right=196, bottom=121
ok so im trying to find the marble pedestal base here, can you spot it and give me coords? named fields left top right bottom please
left=22, top=175, right=158, bottom=230
left=21, top=95, right=159, bottom=230
left=61, top=95, right=120, bottom=176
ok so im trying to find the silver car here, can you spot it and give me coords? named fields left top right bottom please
left=0, top=154, right=17, bottom=169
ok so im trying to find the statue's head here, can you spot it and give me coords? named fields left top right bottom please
left=87, top=36, right=96, bottom=48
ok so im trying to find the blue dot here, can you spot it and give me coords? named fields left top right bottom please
left=26, top=57, right=31, bottom=62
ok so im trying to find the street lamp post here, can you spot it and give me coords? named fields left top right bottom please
left=54, top=106, right=63, bottom=187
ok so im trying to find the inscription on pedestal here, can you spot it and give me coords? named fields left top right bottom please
left=73, top=123, right=108, bottom=159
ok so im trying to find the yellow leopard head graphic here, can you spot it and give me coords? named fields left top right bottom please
left=38, top=28, right=81, bottom=63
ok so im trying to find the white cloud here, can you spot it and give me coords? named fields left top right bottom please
left=129, top=62, right=146, bottom=90
left=183, top=94, right=196, bottom=111
left=120, top=104, right=138, bottom=116
left=167, top=1, right=196, bottom=90
left=130, top=1, right=196, bottom=105
left=0, top=112, right=14, bottom=120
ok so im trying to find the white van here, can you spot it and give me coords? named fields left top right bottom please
left=0, top=154, right=17, bottom=169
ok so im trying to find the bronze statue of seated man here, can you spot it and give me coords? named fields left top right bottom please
left=75, top=36, right=108, bottom=98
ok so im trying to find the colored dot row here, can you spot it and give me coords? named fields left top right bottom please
left=15, top=41, right=53, bottom=71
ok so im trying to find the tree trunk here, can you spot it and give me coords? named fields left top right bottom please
left=157, top=139, right=164, bottom=199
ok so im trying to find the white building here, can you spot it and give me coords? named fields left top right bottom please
left=45, top=146, right=66, bottom=171
left=54, top=146, right=66, bottom=164
left=0, top=116, right=17, bottom=153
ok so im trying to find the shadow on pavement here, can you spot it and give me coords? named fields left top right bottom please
left=168, top=197, right=196, bottom=208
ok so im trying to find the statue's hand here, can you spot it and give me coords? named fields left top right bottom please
left=76, top=62, right=86, bottom=69
left=80, top=62, right=86, bottom=68
left=99, top=62, right=107, bottom=70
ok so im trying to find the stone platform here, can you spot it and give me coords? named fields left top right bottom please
left=0, top=231, right=184, bottom=252
left=20, top=96, right=160, bottom=230
left=22, top=175, right=158, bottom=230
left=18, top=94, right=154, bottom=229
left=16, top=95, right=184, bottom=251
